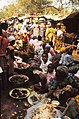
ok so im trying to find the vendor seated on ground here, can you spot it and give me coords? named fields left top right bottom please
left=28, top=58, right=41, bottom=68
left=26, top=63, right=48, bottom=93
left=43, top=44, right=53, bottom=61
left=63, top=95, right=79, bottom=119
left=59, top=85, right=78, bottom=107
left=34, top=73, right=48, bottom=94
left=68, top=64, right=79, bottom=74
left=40, top=52, right=52, bottom=74
left=59, top=47, right=79, bottom=67
left=43, top=44, right=60, bottom=67
left=46, top=66, right=79, bottom=99
left=46, top=63, right=56, bottom=85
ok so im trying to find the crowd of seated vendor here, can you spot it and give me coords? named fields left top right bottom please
left=0, top=20, right=79, bottom=119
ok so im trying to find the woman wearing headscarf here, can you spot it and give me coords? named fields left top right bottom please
left=46, top=66, right=79, bottom=99
left=59, top=47, right=79, bottom=67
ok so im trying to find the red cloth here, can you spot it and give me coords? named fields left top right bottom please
left=0, top=37, right=8, bottom=56
left=23, top=35, right=28, bottom=43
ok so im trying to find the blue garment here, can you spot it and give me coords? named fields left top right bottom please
left=63, top=100, right=79, bottom=119
left=49, top=73, right=78, bottom=90
left=59, top=53, right=75, bottom=66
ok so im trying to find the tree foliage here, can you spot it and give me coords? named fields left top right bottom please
left=0, top=0, right=79, bottom=19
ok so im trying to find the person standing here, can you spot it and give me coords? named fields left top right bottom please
left=0, top=25, right=8, bottom=90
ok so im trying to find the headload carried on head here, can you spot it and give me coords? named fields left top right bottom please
left=56, top=66, right=69, bottom=77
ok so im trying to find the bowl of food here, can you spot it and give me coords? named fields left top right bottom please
left=52, top=100, right=60, bottom=107
left=25, top=103, right=62, bottom=119
left=14, top=62, right=30, bottom=70
left=9, top=74, right=29, bottom=84
left=27, top=94, right=40, bottom=105
left=9, top=88, right=30, bottom=99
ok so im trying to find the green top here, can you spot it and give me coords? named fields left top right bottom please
left=49, top=73, right=78, bottom=90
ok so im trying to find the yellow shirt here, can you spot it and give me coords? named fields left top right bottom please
left=46, top=28, right=57, bottom=41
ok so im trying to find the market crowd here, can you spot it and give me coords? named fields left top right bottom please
left=0, top=17, right=79, bottom=119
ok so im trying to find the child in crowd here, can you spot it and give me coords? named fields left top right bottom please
left=40, top=52, right=52, bottom=74
left=46, top=63, right=56, bottom=84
